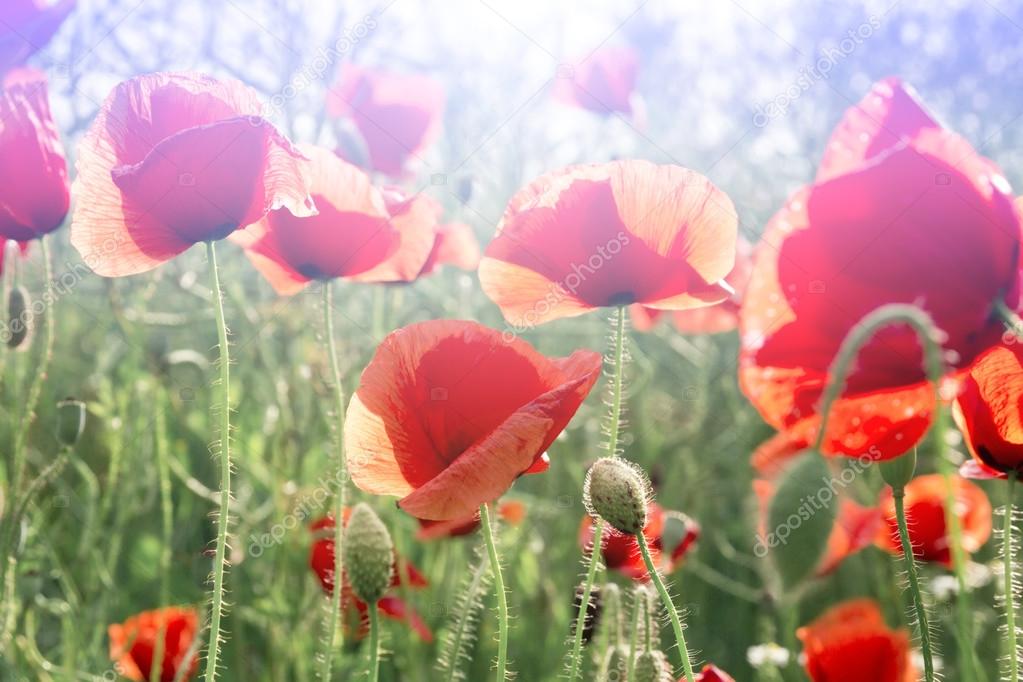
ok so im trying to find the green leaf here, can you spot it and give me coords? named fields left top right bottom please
left=765, top=451, right=838, bottom=593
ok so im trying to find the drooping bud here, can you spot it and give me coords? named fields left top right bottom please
left=55, top=398, right=86, bottom=447
left=596, top=644, right=629, bottom=682
left=633, top=583, right=661, bottom=650
left=634, top=649, right=671, bottom=682
left=343, top=503, right=394, bottom=604
left=6, top=286, right=30, bottom=349
left=584, top=457, right=649, bottom=535
left=879, top=449, right=917, bottom=491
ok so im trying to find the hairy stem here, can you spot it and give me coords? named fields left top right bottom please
left=320, top=281, right=348, bottom=681
left=480, top=503, right=508, bottom=680
left=368, top=605, right=381, bottom=682
left=893, top=488, right=935, bottom=682
left=1005, top=472, right=1019, bottom=682
left=626, top=587, right=642, bottom=680
left=202, top=241, right=232, bottom=682
left=567, top=518, right=603, bottom=680
left=637, top=532, right=694, bottom=681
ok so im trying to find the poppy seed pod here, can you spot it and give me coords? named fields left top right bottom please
left=878, top=449, right=917, bottom=490
left=343, top=503, right=394, bottom=604
left=55, top=398, right=86, bottom=447
left=6, top=286, right=30, bottom=349
left=634, top=649, right=671, bottom=682
left=584, top=457, right=649, bottom=535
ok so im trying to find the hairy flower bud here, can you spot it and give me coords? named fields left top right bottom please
left=55, top=397, right=86, bottom=447
left=584, top=457, right=649, bottom=535
left=343, top=503, right=394, bottom=604
left=7, top=286, right=30, bottom=349
left=597, top=644, right=629, bottom=682
left=634, top=649, right=671, bottom=682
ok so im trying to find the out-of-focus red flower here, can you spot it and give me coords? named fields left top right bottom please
left=418, top=221, right=481, bottom=277
left=0, top=1, right=75, bottom=74
left=954, top=340, right=1023, bottom=479
left=309, top=513, right=432, bottom=642
left=0, top=240, right=30, bottom=275
left=740, top=78, right=1021, bottom=462
left=693, top=664, right=736, bottom=682
left=479, top=160, right=737, bottom=329
left=0, top=69, right=68, bottom=241
left=233, top=144, right=398, bottom=295
left=416, top=500, right=526, bottom=541
left=108, top=607, right=199, bottom=682
left=631, top=238, right=753, bottom=335
left=797, top=599, right=915, bottom=682
left=876, top=473, right=991, bottom=566
left=70, top=72, right=314, bottom=277
left=345, top=320, right=601, bottom=520
left=578, top=501, right=699, bottom=580
left=553, top=45, right=639, bottom=117
left=354, top=188, right=443, bottom=283
left=327, top=63, right=444, bottom=177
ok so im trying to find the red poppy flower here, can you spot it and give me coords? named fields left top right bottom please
left=553, top=45, right=639, bottom=117
left=309, top=514, right=432, bottom=642
left=0, top=69, right=69, bottom=241
left=418, top=220, right=481, bottom=277
left=353, top=188, right=443, bottom=283
left=479, top=160, right=737, bottom=329
left=693, top=664, right=736, bottom=682
left=740, top=78, right=1022, bottom=461
left=327, top=63, right=444, bottom=177
left=954, top=340, right=1023, bottom=479
left=876, top=473, right=992, bottom=566
left=416, top=499, right=526, bottom=541
left=233, top=144, right=398, bottom=295
left=70, top=72, right=314, bottom=277
left=797, top=599, right=915, bottom=682
left=632, top=238, right=753, bottom=334
left=0, top=1, right=75, bottom=74
left=108, top=607, right=199, bottom=682
left=345, top=320, right=602, bottom=520
left=578, top=501, right=699, bottom=580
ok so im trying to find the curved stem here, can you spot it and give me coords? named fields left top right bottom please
left=626, top=587, right=641, bottom=680
left=1005, top=472, right=1019, bottom=682
left=567, top=518, right=603, bottom=680
left=202, top=241, right=232, bottom=682
left=637, top=532, right=694, bottom=682
left=480, top=503, right=508, bottom=680
left=892, top=488, right=935, bottom=682
left=368, top=605, right=381, bottom=682
left=320, top=281, right=348, bottom=681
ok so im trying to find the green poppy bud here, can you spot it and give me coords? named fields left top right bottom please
left=634, top=649, right=671, bottom=682
left=343, top=503, right=394, bottom=604
left=7, top=286, right=30, bottom=349
left=584, top=457, right=649, bottom=535
left=879, top=449, right=917, bottom=491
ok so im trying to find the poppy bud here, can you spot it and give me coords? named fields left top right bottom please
left=584, top=457, right=649, bottom=535
left=6, top=286, right=30, bottom=349
left=634, top=583, right=660, bottom=647
left=343, top=503, right=394, bottom=604
left=634, top=649, right=671, bottom=682
left=55, top=398, right=86, bottom=447
left=597, top=645, right=629, bottom=682
left=878, top=449, right=917, bottom=490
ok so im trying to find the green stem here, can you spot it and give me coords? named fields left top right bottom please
left=1005, top=473, right=1019, bottom=682
left=202, top=241, right=232, bottom=682
left=480, top=503, right=508, bottom=681
left=606, top=306, right=626, bottom=457
left=626, top=587, right=641, bottom=680
left=567, top=518, right=603, bottom=680
left=151, top=393, right=174, bottom=682
left=892, top=488, right=935, bottom=682
left=567, top=306, right=628, bottom=678
left=319, top=281, right=348, bottom=681
left=1, top=235, right=54, bottom=583
left=368, top=603, right=381, bottom=682
left=637, top=532, right=694, bottom=682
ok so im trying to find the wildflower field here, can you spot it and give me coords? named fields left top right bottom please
left=3, top=1, right=1023, bottom=681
